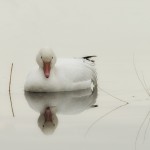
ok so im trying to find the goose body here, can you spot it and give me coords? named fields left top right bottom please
left=24, top=87, right=98, bottom=134
left=24, top=48, right=97, bottom=92
left=25, top=87, right=97, bottom=115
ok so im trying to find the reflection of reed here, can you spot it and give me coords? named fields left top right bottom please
left=9, top=63, right=15, bottom=117
left=133, top=54, right=150, bottom=96
left=135, top=110, right=150, bottom=150
left=143, top=117, right=150, bottom=142
left=100, top=88, right=129, bottom=104
left=85, top=87, right=128, bottom=137
left=133, top=54, right=150, bottom=150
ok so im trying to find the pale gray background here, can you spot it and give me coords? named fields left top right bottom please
left=0, top=0, right=150, bottom=150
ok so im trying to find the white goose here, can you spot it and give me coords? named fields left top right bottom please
left=24, top=87, right=98, bottom=134
left=24, top=48, right=97, bottom=92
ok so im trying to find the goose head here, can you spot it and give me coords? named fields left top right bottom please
left=38, top=107, right=58, bottom=135
left=36, top=48, right=57, bottom=78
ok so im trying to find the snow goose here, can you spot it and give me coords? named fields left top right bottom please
left=24, top=48, right=97, bottom=92
left=24, top=87, right=97, bottom=134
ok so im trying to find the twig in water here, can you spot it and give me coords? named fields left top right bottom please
left=133, top=54, right=150, bottom=149
left=135, top=109, right=150, bottom=150
left=99, top=87, right=128, bottom=104
left=9, top=63, right=15, bottom=117
left=133, top=54, right=150, bottom=96
left=85, top=87, right=128, bottom=137
left=143, top=117, right=150, bottom=143
left=142, top=72, right=150, bottom=96
left=85, top=103, right=128, bottom=137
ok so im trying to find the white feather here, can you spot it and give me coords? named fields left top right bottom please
left=24, top=49, right=97, bottom=92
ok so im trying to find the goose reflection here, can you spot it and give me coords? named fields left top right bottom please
left=24, top=87, right=98, bottom=135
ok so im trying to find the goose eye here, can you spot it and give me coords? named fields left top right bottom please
left=52, top=57, right=53, bottom=59
left=41, top=56, right=42, bottom=59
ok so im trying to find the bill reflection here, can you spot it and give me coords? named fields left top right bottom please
left=24, top=87, right=98, bottom=135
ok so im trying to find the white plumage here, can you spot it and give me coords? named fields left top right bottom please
left=24, top=87, right=98, bottom=134
left=24, top=48, right=97, bottom=92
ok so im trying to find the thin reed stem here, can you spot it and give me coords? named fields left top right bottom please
left=85, top=87, right=128, bottom=137
left=9, top=63, right=15, bottom=117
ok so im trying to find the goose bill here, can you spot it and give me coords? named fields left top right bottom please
left=43, top=62, right=51, bottom=78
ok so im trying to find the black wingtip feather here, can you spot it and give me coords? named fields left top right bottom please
left=82, top=55, right=97, bottom=63
left=82, top=56, right=97, bottom=59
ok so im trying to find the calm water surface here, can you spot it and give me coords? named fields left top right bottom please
left=0, top=49, right=150, bottom=150
left=1, top=1, right=150, bottom=150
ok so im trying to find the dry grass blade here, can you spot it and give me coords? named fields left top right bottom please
left=99, top=87, right=128, bottom=104
left=133, top=54, right=150, bottom=96
left=85, top=102, right=128, bottom=137
left=9, top=63, right=15, bottom=117
left=85, top=87, right=128, bottom=137
left=135, top=110, right=150, bottom=150
left=142, top=73, right=150, bottom=96
left=143, top=117, right=150, bottom=142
